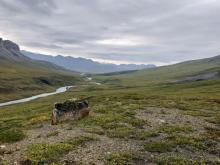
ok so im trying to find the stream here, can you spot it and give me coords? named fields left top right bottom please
left=0, top=76, right=101, bottom=107
left=0, top=86, right=73, bottom=107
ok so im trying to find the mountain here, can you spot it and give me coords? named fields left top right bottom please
left=0, top=38, right=82, bottom=102
left=95, top=55, right=220, bottom=87
left=22, top=50, right=156, bottom=73
left=0, top=38, right=27, bottom=60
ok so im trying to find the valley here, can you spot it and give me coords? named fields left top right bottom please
left=22, top=51, right=155, bottom=74
left=0, top=51, right=220, bottom=164
left=0, top=39, right=83, bottom=102
left=1, top=1, right=220, bottom=164
left=0, top=86, right=73, bottom=107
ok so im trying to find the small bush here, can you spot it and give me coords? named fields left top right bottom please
left=127, top=118, right=145, bottom=128
left=135, top=130, right=159, bottom=140
left=106, top=126, right=134, bottom=139
left=167, top=135, right=205, bottom=150
left=81, top=126, right=105, bottom=135
left=29, top=115, right=49, bottom=125
left=24, top=143, right=72, bottom=164
left=0, top=129, right=25, bottom=143
left=157, top=155, right=194, bottom=165
left=144, top=141, right=174, bottom=152
left=204, top=126, right=220, bottom=140
left=46, top=131, right=59, bottom=137
left=23, top=136, right=97, bottom=164
left=105, top=151, right=143, bottom=165
left=159, top=124, right=194, bottom=134
left=157, top=155, right=219, bottom=165
left=106, top=127, right=159, bottom=140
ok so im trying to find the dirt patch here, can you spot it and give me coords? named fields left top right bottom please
left=2, top=123, right=87, bottom=164
left=60, top=136, right=142, bottom=165
left=135, top=107, right=212, bottom=133
left=1, top=107, right=219, bottom=164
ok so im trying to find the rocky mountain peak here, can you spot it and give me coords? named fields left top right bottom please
left=0, top=38, right=3, bottom=48
left=0, top=38, right=24, bottom=58
left=3, top=40, right=20, bottom=52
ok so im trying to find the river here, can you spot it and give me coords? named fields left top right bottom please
left=0, top=86, right=73, bottom=107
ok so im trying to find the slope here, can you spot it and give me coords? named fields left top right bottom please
left=0, top=38, right=82, bottom=102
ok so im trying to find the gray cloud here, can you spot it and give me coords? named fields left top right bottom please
left=0, top=0, right=219, bottom=65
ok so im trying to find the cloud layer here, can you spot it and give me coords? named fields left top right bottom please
left=0, top=0, right=219, bottom=65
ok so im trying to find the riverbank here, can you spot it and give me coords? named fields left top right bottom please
left=0, top=86, right=73, bottom=108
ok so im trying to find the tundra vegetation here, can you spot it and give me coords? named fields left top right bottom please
left=0, top=56, right=220, bottom=164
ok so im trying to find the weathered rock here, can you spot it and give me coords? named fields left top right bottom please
left=3, top=40, right=20, bottom=52
left=0, top=38, right=3, bottom=48
left=0, top=38, right=25, bottom=58
left=51, top=99, right=90, bottom=125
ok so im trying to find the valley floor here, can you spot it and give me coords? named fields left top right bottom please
left=0, top=83, right=220, bottom=165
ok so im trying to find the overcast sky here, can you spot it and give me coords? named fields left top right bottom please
left=0, top=0, right=219, bottom=65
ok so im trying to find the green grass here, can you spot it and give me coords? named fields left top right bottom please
left=0, top=79, right=219, bottom=142
left=24, top=143, right=72, bottom=164
left=48, top=162, right=85, bottom=165
left=0, top=160, right=7, bottom=165
left=105, top=151, right=144, bottom=165
left=80, top=126, right=105, bottom=135
left=157, top=155, right=197, bottom=165
left=206, top=116, right=220, bottom=125
left=0, top=129, right=25, bottom=143
left=105, top=126, right=159, bottom=140
left=22, top=136, right=97, bottom=164
left=73, top=104, right=158, bottom=140
left=46, top=131, right=59, bottom=137
left=158, top=124, right=194, bottom=134
left=144, top=135, right=205, bottom=153
left=144, top=141, right=174, bottom=153
left=94, top=55, right=220, bottom=87
left=203, top=126, right=220, bottom=140
left=166, top=135, right=205, bottom=150
left=0, top=55, right=220, bottom=163
left=156, top=155, right=220, bottom=165
left=0, top=56, right=83, bottom=102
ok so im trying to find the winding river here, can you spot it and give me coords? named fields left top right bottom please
left=0, top=86, right=73, bottom=107
left=0, top=76, right=101, bottom=108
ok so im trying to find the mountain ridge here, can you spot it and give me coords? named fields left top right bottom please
left=0, top=38, right=28, bottom=60
left=22, top=50, right=156, bottom=73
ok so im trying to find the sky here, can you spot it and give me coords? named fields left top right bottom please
left=0, top=0, right=219, bottom=65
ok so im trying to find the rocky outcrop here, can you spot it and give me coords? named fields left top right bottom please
left=51, top=99, right=90, bottom=125
left=0, top=37, right=25, bottom=58
left=0, top=38, right=5, bottom=49
left=3, top=40, right=20, bottom=51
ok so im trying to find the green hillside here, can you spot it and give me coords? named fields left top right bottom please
left=0, top=39, right=83, bottom=102
left=0, top=54, right=220, bottom=164
left=93, top=55, right=220, bottom=106
left=94, top=55, right=220, bottom=87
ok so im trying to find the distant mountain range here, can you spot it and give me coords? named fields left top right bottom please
left=22, top=51, right=156, bottom=73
